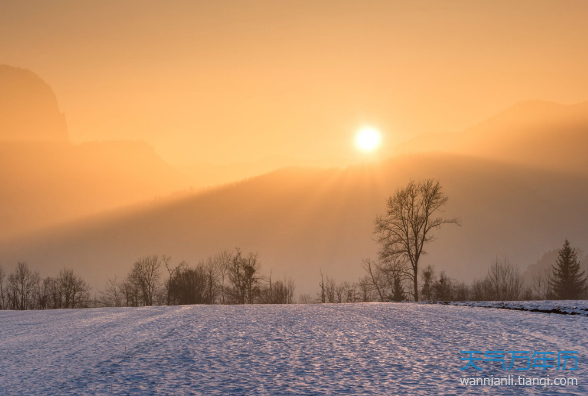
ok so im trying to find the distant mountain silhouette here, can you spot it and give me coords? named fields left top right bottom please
left=2, top=153, right=587, bottom=294
left=0, top=65, right=68, bottom=142
left=394, top=100, right=588, bottom=173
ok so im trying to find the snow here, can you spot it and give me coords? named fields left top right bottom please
left=1, top=303, right=587, bottom=395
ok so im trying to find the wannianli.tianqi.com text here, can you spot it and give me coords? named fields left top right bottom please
left=459, top=375, right=578, bottom=387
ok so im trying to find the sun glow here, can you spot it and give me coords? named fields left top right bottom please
left=356, top=127, right=381, bottom=151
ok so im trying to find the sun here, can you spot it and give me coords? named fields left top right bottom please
left=356, top=127, right=381, bottom=151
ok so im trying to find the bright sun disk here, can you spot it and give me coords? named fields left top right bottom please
left=356, top=128, right=381, bottom=151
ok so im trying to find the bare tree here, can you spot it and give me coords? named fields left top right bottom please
left=362, top=258, right=385, bottom=302
left=164, top=257, right=186, bottom=305
left=345, top=282, right=357, bottom=303
left=453, top=282, right=470, bottom=301
left=531, top=267, right=552, bottom=300
left=127, top=255, right=162, bottom=306
left=58, top=269, right=91, bottom=308
left=226, top=248, right=261, bottom=304
left=357, top=275, right=374, bottom=302
left=99, top=276, right=123, bottom=307
left=285, top=276, right=296, bottom=304
left=298, top=293, right=313, bottom=304
left=227, top=249, right=246, bottom=304
left=38, top=276, right=56, bottom=309
left=7, top=262, right=40, bottom=310
left=361, top=257, right=408, bottom=301
left=204, top=257, right=219, bottom=304
left=374, top=179, right=460, bottom=301
left=214, top=249, right=233, bottom=304
left=380, top=258, right=409, bottom=301
left=318, top=270, right=326, bottom=303
left=243, top=252, right=261, bottom=304
left=468, top=258, right=522, bottom=301
left=168, top=265, right=207, bottom=305
left=335, top=282, right=346, bottom=303
left=325, top=276, right=336, bottom=303
left=0, top=265, right=5, bottom=310
left=470, top=278, right=488, bottom=301
left=486, top=257, right=522, bottom=301
left=260, top=275, right=296, bottom=304
left=121, top=277, right=140, bottom=307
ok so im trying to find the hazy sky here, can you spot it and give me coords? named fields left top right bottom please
left=2, top=0, right=588, bottom=165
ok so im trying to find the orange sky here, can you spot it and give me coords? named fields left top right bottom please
left=2, top=0, right=588, bottom=165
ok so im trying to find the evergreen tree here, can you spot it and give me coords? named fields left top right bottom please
left=390, top=274, right=405, bottom=302
left=550, top=239, right=587, bottom=299
left=420, top=265, right=434, bottom=301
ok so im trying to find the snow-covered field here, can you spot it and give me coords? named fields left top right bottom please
left=1, top=303, right=587, bottom=395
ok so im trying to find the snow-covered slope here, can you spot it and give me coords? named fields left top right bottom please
left=1, top=304, right=587, bottom=395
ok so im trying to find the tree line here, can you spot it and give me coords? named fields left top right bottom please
left=98, top=248, right=295, bottom=307
left=0, top=263, right=90, bottom=310
left=317, top=179, right=586, bottom=303
left=312, top=240, right=587, bottom=304
left=0, top=248, right=295, bottom=310
left=0, top=242, right=585, bottom=311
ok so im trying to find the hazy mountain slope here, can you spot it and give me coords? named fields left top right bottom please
left=0, top=141, right=187, bottom=238
left=2, top=153, right=587, bottom=294
left=179, top=156, right=350, bottom=190
left=394, top=100, right=588, bottom=173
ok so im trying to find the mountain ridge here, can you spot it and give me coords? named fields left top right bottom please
left=393, top=100, right=588, bottom=173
